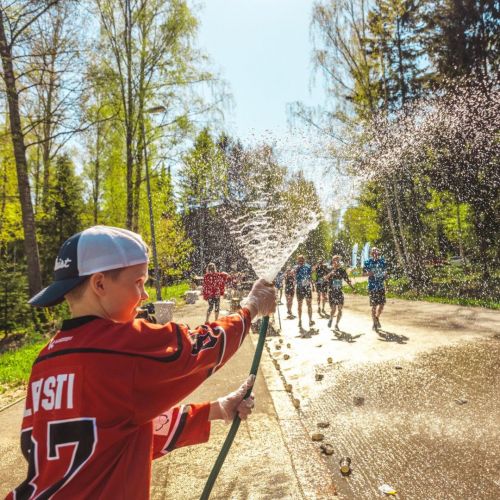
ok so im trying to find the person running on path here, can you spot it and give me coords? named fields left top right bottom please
left=325, top=255, right=355, bottom=330
left=202, top=263, right=230, bottom=322
left=294, top=255, right=314, bottom=331
left=363, top=247, right=388, bottom=331
left=314, top=259, right=329, bottom=315
left=8, top=225, right=276, bottom=499
left=274, top=270, right=284, bottom=305
left=284, top=267, right=296, bottom=319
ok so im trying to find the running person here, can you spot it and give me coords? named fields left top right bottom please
left=314, top=259, right=329, bottom=315
left=363, top=247, right=387, bottom=331
left=284, top=267, right=296, bottom=319
left=325, top=255, right=355, bottom=330
left=202, top=263, right=230, bottom=322
left=274, top=270, right=284, bottom=305
left=8, top=225, right=276, bottom=499
left=294, top=255, right=314, bottom=331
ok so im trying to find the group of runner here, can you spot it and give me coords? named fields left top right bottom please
left=275, top=247, right=388, bottom=334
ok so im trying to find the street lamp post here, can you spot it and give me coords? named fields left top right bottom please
left=143, top=106, right=166, bottom=301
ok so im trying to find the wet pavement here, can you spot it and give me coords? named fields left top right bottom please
left=268, top=294, right=500, bottom=499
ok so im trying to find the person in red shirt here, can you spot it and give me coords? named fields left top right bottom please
left=202, top=262, right=231, bottom=322
left=6, top=226, right=275, bottom=500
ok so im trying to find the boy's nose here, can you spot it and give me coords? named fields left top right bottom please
left=141, top=289, right=149, bottom=301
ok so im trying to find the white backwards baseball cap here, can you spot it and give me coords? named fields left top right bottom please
left=29, top=226, right=149, bottom=307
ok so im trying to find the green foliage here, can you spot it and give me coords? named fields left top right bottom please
left=0, top=251, right=31, bottom=335
left=339, top=204, right=381, bottom=248
left=348, top=268, right=500, bottom=309
left=178, top=128, right=227, bottom=210
left=37, top=154, right=84, bottom=284
left=0, top=338, right=47, bottom=388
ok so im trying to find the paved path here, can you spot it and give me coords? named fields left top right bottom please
left=268, top=293, right=500, bottom=499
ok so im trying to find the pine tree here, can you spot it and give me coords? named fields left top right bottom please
left=38, top=154, right=84, bottom=284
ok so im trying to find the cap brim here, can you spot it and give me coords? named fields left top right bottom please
left=28, top=276, right=89, bottom=307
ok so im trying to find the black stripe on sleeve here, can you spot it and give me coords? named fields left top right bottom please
left=165, top=405, right=190, bottom=452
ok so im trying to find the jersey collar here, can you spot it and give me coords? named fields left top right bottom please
left=61, top=315, right=100, bottom=331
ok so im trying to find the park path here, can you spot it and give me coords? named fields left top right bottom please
left=1, top=294, right=499, bottom=499
left=267, top=293, right=500, bottom=499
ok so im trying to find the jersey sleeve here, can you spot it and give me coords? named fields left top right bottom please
left=152, top=403, right=211, bottom=459
left=131, top=308, right=252, bottom=424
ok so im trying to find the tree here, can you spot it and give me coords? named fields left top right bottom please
left=154, top=167, right=193, bottom=281
left=0, top=1, right=62, bottom=296
left=38, top=154, right=84, bottom=283
left=423, top=0, right=500, bottom=85
left=93, top=0, right=220, bottom=230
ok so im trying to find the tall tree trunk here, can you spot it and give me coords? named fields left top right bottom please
left=392, top=180, right=410, bottom=264
left=455, top=195, right=466, bottom=264
left=125, top=0, right=134, bottom=229
left=0, top=13, right=42, bottom=295
left=395, top=16, right=407, bottom=107
left=93, top=124, right=101, bottom=225
left=41, top=68, right=55, bottom=207
left=382, top=181, right=405, bottom=267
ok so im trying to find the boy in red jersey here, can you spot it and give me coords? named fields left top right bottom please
left=202, top=262, right=230, bottom=322
left=7, top=226, right=275, bottom=500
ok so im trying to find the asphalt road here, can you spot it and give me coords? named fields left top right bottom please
left=269, top=293, right=500, bottom=499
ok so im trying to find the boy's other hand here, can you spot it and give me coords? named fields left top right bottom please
left=242, top=278, right=276, bottom=319
left=213, top=375, right=256, bottom=424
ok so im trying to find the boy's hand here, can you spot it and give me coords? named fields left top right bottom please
left=242, top=278, right=276, bottom=319
left=214, top=375, right=256, bottom=424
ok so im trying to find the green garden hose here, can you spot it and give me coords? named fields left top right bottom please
left=200, top=315, right=270, bottom=500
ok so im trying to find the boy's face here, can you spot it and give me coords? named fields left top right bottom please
left=297, top=257, right=305, bottom=266
left=332, top=258, right=340, bottom=268
left=100, top=263, right=149, bottom=322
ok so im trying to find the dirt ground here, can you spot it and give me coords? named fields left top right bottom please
left=1, top=293, right=499, bottom=499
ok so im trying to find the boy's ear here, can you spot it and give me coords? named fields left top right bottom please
left=89, top=273, right=106, bottom=296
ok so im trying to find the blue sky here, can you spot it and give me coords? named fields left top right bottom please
left=197, top=0, right=326, bottom=141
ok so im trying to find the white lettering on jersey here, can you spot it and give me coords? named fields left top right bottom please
left=41, top=376, right=56, bottom=410
left=26, top=373, right=76, bottom=415
left=32, top=379, right=43, bottom=413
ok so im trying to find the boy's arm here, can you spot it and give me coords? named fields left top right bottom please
left=344, top=270, right=355, bottom=290
left=152, top=377, right=255, bottom=458
left=362, top=261, right=373, bottom=277
left=132, top=279, right=274, bottom=424
left=132, top=308, right=252, bottom=424
left=152, top=403, right=211, bottom=458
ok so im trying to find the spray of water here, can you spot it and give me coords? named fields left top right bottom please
left=222, top=197, right=321, bottom=282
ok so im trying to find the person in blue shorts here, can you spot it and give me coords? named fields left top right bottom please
left=363, top=247, right=388, bottom=331
left=325, top=255, right=355, bottom=330
left=294, top=255, right=314, bottom=331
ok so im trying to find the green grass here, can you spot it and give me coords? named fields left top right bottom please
left=347, top=278, right=500, bottom=309
left=145, top=281, right=190, bottom=303
left=0, top=337, right=47, bottom=391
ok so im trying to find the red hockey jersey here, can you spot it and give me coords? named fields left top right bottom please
left=6, top=309, right=250, bottom=499
left=202, top=272, right=230, bottom=300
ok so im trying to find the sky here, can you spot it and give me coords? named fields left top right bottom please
left=197, top=0, right=325, bottom=141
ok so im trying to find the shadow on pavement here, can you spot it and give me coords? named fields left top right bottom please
left=332, top=330, right=363, bottom=343
left=376, top=329, right=409, bottom=344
